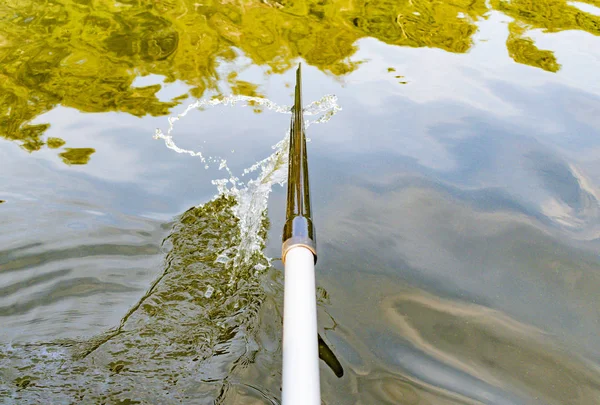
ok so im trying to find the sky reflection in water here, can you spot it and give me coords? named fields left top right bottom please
left=2, top=0, right=600, bottom=403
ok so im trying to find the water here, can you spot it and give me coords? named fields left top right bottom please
left=2, top=0, right=600, bottom=403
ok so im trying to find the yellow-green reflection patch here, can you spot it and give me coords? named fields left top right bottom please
left=507, top=23, right=561, bottom=72
left=1, top=0, right=599, bottom=162
left=46, top=137, right=66, bottom=149
left=59, top=148, right=96, bottom=165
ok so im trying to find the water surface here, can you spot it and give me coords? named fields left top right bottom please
left=2, top=0, right=600, bottom=403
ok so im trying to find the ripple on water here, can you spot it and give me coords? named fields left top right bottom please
left=0, top=96, right=341, bottom=403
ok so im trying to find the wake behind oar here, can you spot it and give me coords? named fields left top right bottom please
left=0, top=67, right=343, bottom=404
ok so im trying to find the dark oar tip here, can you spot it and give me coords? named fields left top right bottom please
left=282, top=61, right=316, bottom=264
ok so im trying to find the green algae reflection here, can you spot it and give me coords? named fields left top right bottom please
left=59, top=148, right=96, bottom=165
left=1, top=0, right=599, bottom=162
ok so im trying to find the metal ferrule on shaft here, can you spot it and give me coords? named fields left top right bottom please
left=282, top=65, right=317, bottom=264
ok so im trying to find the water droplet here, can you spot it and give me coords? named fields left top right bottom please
left=215, top=254, right=231, bottom=264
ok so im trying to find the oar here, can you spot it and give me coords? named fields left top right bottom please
left=281, top=64, right=320, bottom=405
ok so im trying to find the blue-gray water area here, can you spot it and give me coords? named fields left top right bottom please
left=2, top=1, right=600, bottom=403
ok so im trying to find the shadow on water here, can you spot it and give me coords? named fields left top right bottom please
left=0, top=95, right=347, bottom=403
left=0, top=194, right=342, bottom=404
left=0, top=195, right=274, bottom=403
left=313, top=177, right=600, bottom=404
left=307, top=131, right=600, bottom=403
left=382, top=291, right=600, bottom=404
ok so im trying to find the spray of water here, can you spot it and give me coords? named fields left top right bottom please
left=0, top=94, right=341, bottom=403
left=154, top=94, right=341, bottom=273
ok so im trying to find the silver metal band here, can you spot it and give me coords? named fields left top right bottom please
left=282, top=237, right=317, bottom=264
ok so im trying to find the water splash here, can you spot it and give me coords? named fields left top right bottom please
left=1, top=196, right=266, bottom=403
left=154, top=94, right=341, bottom=274
left=152, top=94, right=341, bottom=164
left=0, top=94, right=341, bottom=403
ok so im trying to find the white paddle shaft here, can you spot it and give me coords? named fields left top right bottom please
left=282, top=246, right=321, bottom=405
